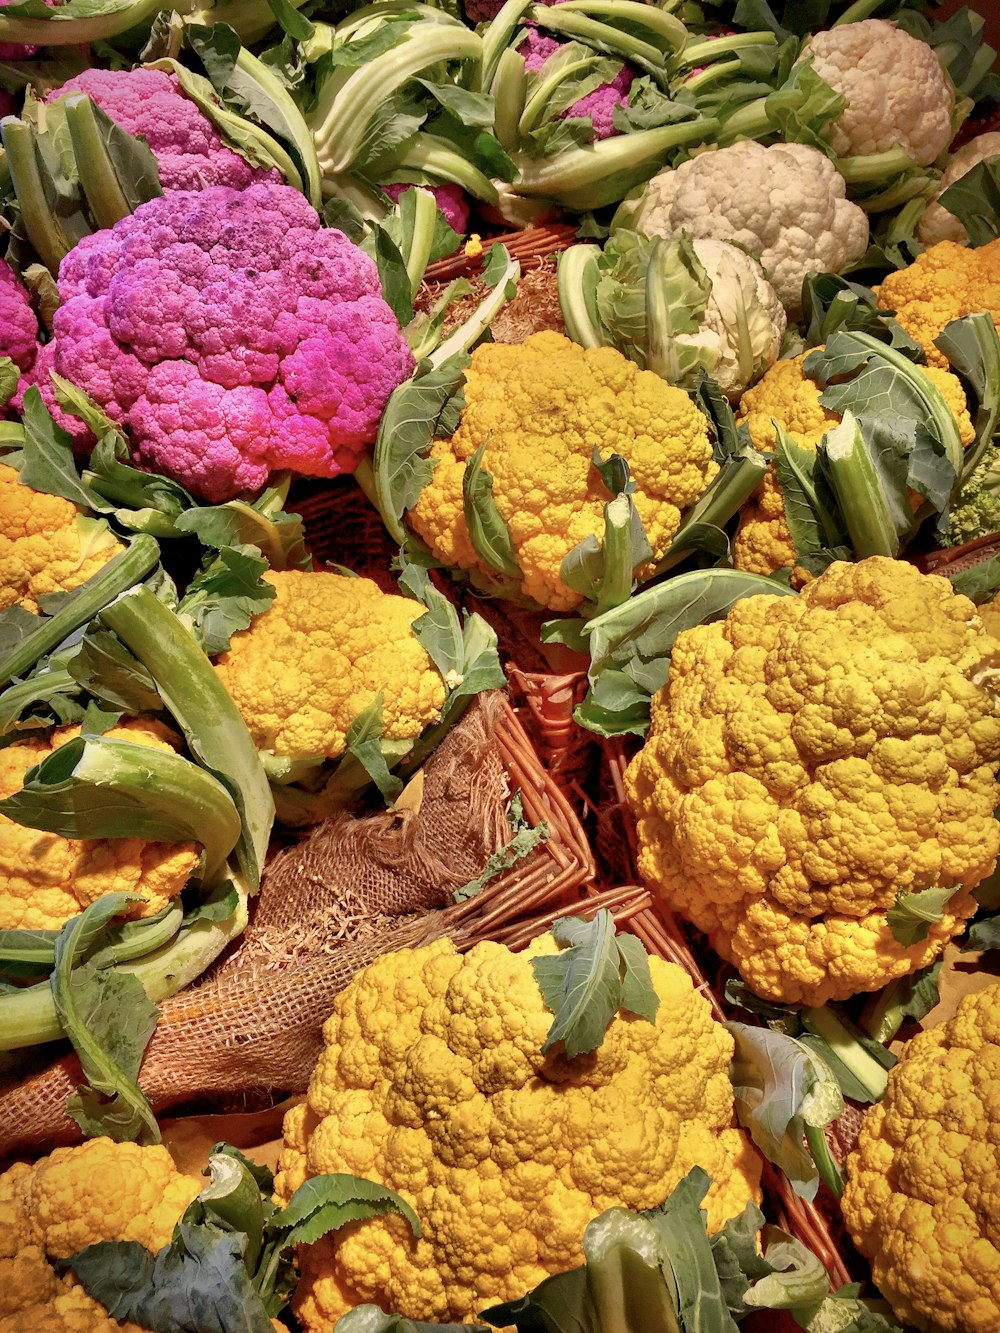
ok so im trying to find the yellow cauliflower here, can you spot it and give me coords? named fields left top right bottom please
left=732, top=353, right=975, bottom=575
left=0, top=462, right=121, bottom=613
left=275, top=934, right=761, bottom=1326
left=0, top=720, right=199, bottom=931
left=979, top=593, right=1000, bottom=642
left=625, top=557, right=1000, bottom=1006
left=0, top=1137, right=200, bottom=1333
left=842, top=983, right=1000, bottom=1333
left=407, top=332, right=717, bottom=612
left=875, top=239, right=1000, bottom=368
left=213, top=569, right=446, bottom=764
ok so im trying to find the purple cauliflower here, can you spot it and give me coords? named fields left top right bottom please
left=48, top=68, right=280, bottom=193
left=0, top=262, right=38, bottom=372
left=381, top=182, right=470, bottom=242
left=50, top=183, right=415, bottom=501
left=519, top=29, right=632, bottom=141
left=0, top=0, right=55, bottom=61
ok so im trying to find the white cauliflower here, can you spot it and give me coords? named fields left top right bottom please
left=918, top=131, right=1000, bottom=245
left=628, top=141, right=869, bottom=313
left=673, top=239, right=785, bottom=399
left=802, top=19, right=955, bottom=166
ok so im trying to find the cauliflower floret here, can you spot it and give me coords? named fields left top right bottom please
left=625, top=557, right=1000, bottom=1006
left=275, top=934, right=761, bottom=1325
left=630, top=141, right=869, bottom=312
left=918, top=133, right=1000, bottom=246
left=0, top=720, right=200, bottom=931
left=0, top=463, right=123, bottom=612
left=213, top=569, right=446, bottom=762
left=0, top=1139, right=199, bottom=1333
left=407, top=331, right=717, bottom=611
left=842, top=983, right=1000, bottom=1332
left=49, top=184, right=414, bottom=502
left=0, top=262, right=37, bottom=372
left=876, top=238, right=1000, bottom=368
left=802, top=19, right=955, bottom=167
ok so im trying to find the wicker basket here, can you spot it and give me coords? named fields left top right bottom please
left=424, top=222, right=579, bottom=282
left=912, top=529, right=1000, bottom=576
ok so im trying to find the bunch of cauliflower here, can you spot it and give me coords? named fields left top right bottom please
left=625, top=558, right=1000, bottom=1006
left=276, top=933, right=761, bottom=1326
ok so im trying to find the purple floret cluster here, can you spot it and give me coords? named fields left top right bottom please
left=49, top=68, right=281, bottom=193
left=0, top=0, right=55, bottom=61
left=49, top=183, right=415, bottom=501
left=519, top=29, right=632, bottom=141
left=381, top=182, right=470, bottom=242
left=0, top=262, right=38, bottom=372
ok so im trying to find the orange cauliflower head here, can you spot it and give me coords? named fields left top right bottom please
left=0, top=1137, right=200, bottom=1333
left=275, top=933, right=760, bottom=1326
left=407, top=331, right=717, bottom=611
left=732, top=352, right=975, bottom=575
left=212, top=569, right=446, bottom=763
left=625, top=557, right=1000, bottom=1006
left=842, top=982, right=1000, bottom=1333
left=0, top=719, right=200, bottom=931
left=875, top=239, right=1000, bottom=368
left=0, top=462, right=122, bottom=613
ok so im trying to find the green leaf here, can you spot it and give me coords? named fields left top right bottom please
left=742, top=1227, right=830, bottom=1314
left=453, top=797, right=548, bottom=902
left=773, top=424, right=845, bottom=558
left=950, top=554, right=1000, bottom=603
left=0, top=358, right=20, bottom=410
left=648, top=1167, right=740, bottom=1333
left=67, top=630, right=163, bottom=714
left=18, top=386, right=106, bottom=509
left=336, top=1307, right=486, bottom=1333
left=51, top=893, right=160, bottom=1144
left=964, top=913, right=1000, bottom=953
left=80, top=701, right=123, bottom=735
left=263, top=0, right=313, bottom=41
left=177, top=544, right=277, bottom=656
left=373, top=357, right=468, bottom=544
left=937, top=157, right=1000, bottom=247
left=345, top=695, right=404, bottom=803
left=531, top=910, right=658, bottom=1058
left=710, top=1201, right=770, bottom=1319
left=886, top=886, right=959, bottom=946
left=462, top=443, right=521, bottom=579
left=365, top=219, right=416, bottom=327
left=274, top=1173, right=421, bottom=1246
left=728, top=1022, right=843, bottom=1201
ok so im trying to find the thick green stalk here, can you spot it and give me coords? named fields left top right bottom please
left=0, top=118, right=72, bottom=275
left=0, top=0, right=163, bottom=46
left=478, top=0, right=534, bottom=93
left=0, top=900, right=183, bottom=971
left=309, top=25, right=482, bottom=175
left=0, top=536, right=160, bottom=689
left=530, top=8, right=672, bottom=73
left=820, top=412, right=900, bottom=558
left=557, top=244, right=604, bottom=348
left=671, top=29, right=777, bottom=72
left=233, top=48, right=323, bottom=209
left=801, top=1005, right=890, bottom=1101
left=834, top=0, right=895, bottom=23
left=534, top=1, right=688, bottom=59
left=99, top=586, right=274, bottom=891
left=492, top=47, right=529, bottom=155
left=63, top=95, right=133, bottom=231
left=804, top=1123, right=845, bottom=1199
left=513, top=115, right=719, bottom=209
left=836, top=146, right=921, bottom=186
left=430, top=250, right=520, bottom=367
left=401, top=186, right=438, bottom=299
left=653, top=450, right=770, bottom=575
left=393, top=135, right=500, bottom=204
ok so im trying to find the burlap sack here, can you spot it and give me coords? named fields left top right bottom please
left=0, top=694, right=513, bottom=1158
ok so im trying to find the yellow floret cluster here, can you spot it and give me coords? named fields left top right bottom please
left=0, top=1138, right=200, bottom=1333
left=732, top=354, right=975, bottom=575
left=407, top=332, right=717, bottom=611
left=876, top=238, right=1000, bottom=367
left=212, top=569, right=446, bottom=762
left=0, top=462, right=122, bottom=613
left=842, top=982, right=1000, bottom=1333
left=625, top=558, right=1000, bottom=1006
left=275, top=934, right=760, bottom=1327
left=0, top=720, right=200, bottom=931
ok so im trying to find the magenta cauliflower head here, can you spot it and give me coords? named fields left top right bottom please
left=1, top=262, right=38, bottom=372
left=50, top=183, right=415, bottom=501
left=520, top=29, right=632, bottom=141
left=49, top=67, right=279, bottom=193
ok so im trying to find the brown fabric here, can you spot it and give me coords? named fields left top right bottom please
left=0, top=696, right=513, bottom=1159
left=417, top=263, right=564, bottom=345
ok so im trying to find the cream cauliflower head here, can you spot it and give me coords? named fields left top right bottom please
left=630, top=141, right=869, bottom=311
left=918, top=132, right=1000, bottom=246
left=275, top=934, right=761, bottom=1326
left=803, top=19, right=955, bottom=166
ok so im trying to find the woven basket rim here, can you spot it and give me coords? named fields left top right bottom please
left=424, top=222, right=579, bottom=283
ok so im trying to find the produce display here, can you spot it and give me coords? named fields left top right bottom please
left=2, top=0, right=1000, bottom=1328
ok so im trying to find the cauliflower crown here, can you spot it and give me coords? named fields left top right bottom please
left=625, top=557, right=1000, bottom=1006
left=408, top=331, right=717, bottom=611
left=50, top=183, right=415, bottom=502
left=685, top=238, right=785, bottom=398
left=876, top=238, right=1000, bottom=368
left=212, top=569, right=446, bottom=762
left=842, top=983, right=1000, bottom=1333
left=918, top=132, right=1000, bottom=246
left=0, top=720, right=200, bottom=931
left=0, top=261, right=37, bottom=372
left=803, top=19, right=954, bottom=166
left=275, top=934, right=760, bottom=1326
left=632, top=140, right=869, bottom=311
